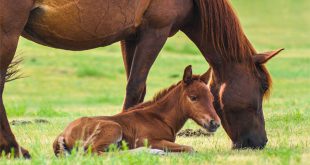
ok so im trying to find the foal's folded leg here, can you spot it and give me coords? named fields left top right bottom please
left=87, top=121, right=123, bottom=154
left=54, top=119, right=123, bottom=156
left=149, top=140, right=195, bottom=153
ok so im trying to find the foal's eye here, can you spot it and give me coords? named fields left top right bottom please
left=189, top=95, right=198, bottom=101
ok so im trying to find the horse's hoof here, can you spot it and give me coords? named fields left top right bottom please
left=0, top=145, right=31, bottom=159
left=20, top=147, right=31, bottom=159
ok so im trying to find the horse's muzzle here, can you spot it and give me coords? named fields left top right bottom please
left=233, top=137, right=268, bottom=150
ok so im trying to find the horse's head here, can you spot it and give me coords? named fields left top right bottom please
left=181, top=65, right=221, bottom=133
left=201, top=49, right=283, bottom=149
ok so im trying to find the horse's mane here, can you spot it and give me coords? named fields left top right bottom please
left=196, top=0, right=272, bottom=97
left=197, top=0, right=257, bottom=63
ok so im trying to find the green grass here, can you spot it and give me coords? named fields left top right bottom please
left=1, top=0, right=310, bottom=164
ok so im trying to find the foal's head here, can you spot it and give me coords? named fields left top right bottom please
left=180, top=66, right=221, bottom=132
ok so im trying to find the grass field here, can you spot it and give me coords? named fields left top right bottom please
left=1, top=0, right=310, bottom=164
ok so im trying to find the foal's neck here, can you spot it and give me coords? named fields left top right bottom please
left=144, top=85, right=188, bottom=134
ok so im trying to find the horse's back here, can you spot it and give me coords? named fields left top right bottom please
left=22, top=0, right=195, bottom=50
left=23, top=0, right=142, bottom=50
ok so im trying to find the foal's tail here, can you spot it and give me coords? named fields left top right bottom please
left=53, top=135, right=70, bottom=156
left=194, top=0, right=256, bottom=60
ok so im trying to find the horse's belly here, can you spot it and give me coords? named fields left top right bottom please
left=24, top=0, right=139, bottom=50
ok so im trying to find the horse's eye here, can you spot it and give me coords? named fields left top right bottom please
left=262, top=82, right=269, bottom=92
left=189, top=95, right=198, bottom=101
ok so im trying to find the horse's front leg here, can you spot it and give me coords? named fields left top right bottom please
left=0, top=0, right=33, bottom=158
left=122, top=26, right=171, bottom=111
left=121, top=40, right=146, bottom=105
left=150, top=140, right=195, bottom=153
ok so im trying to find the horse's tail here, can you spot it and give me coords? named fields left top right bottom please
left=194, top=0, right=256, bottom=60
left=5, top=55, right=24, bottom=82
left=53, top=135, right=70, bottom=156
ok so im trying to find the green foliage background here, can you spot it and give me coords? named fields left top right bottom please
left=1, top=0, right=310, bottom=164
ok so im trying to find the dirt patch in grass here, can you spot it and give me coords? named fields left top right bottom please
left=10, top=119, right=50, bottom=126
left=177, top=129, right=213, bottom=137
left=10, top=120, right=32, bottom=126
left=34, top=119, right=50, bottom=124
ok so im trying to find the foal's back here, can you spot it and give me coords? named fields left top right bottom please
left=53, top=117, right=123, bottom=155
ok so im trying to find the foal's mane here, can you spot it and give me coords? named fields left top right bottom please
left=151, top=81, right=181, bottom=103
left=196, top=0, right=272, bottom=96
left=127, top=82, right=181, bottom=111
left=127, top=76, right=202, bottom=111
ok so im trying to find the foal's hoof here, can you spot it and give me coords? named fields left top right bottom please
left=184, top=146, right=196, bottom=154
left=148, top=149, right=166, bottom=156
left=129, top=147, right=167, bottom=156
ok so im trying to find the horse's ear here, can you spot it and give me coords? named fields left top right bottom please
left=253, top=48, right=284, bottom=64
left=183, top=65, right=193, bottom=85
left=200, top=69, right=211, bottom=83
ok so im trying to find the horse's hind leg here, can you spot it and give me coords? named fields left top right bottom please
left=0, top=0, right=33, bottom=158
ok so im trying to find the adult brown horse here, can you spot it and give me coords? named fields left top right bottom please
left=0, top=0, right=282, bottom=157
left=53, top=66, right=220, bottom=155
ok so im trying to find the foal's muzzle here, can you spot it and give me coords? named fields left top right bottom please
left=204, top=120, right=220, bottom=132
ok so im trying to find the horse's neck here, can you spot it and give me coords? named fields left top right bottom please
left=145, top=86, right=188, bottom=134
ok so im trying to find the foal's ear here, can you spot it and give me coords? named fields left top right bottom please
left=183, top=65, right=193, bottom=84
left=253, top=48, right=284, bottom=64
left=200, top=69, right=211, bottom=83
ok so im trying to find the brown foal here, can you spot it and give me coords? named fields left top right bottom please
left=53, top=66, right=220, bottom=155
